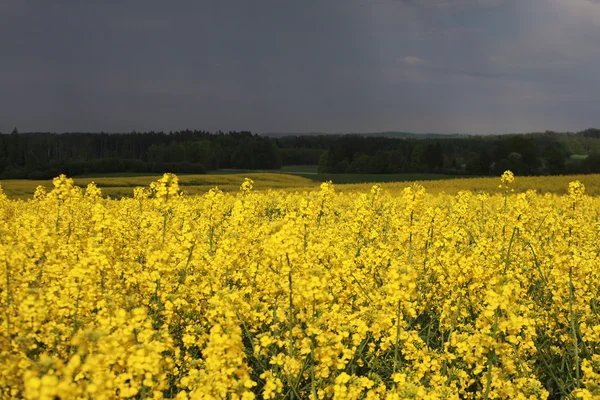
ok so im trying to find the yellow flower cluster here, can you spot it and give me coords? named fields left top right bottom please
left=1, top=172, right=599, bottom=399
left=500, top=170, right=515, bottom=188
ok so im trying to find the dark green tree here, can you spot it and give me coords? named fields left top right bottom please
left=318, top=151, right=330, bottom=173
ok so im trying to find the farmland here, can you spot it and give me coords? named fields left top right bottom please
left=0, top=172, right=599, bottom=398
left=2, top=169, right=600, bottom=198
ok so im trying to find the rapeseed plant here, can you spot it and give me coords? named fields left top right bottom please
left=0, top=172, right=598, bottom=399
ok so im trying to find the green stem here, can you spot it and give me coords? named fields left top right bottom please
left=55, top=201, right=61, bottom=233
left=484, top=351, right=494, bottom=400
left=233, top=305, right=268, bottom=371
left=569, top=267, right=580, bottom=388
left=393, top=299, right=402, bottom=375
left=524, top=241, right=547, bottom=286
left=503, top=226, right=518, bottom=276
left=485, top=308, right=500, bottom=400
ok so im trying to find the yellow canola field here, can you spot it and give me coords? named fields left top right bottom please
left=0, top=173, right=599, bottom=399
left=4, top=172, right=600, bottom=199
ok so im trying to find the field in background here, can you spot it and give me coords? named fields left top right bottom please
left=343, top=173, right=600, bottom=196
left=231, top=165, right=458, bottom=184
left=0, top=173, right=316, bottom=199
left=280, top=165, right=319, bottom=173
left=2, top=168, right=600, bottom=198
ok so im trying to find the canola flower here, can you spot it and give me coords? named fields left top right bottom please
left=0, top=172, right=599, bottom=399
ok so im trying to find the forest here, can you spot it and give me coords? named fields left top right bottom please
left=1, top=128, right=599, bottom=179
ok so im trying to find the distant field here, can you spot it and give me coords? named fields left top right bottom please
left=214, top=165, right=319, bottom=174
left=310, top=172, right=457, bottom=184
left=220, top=165, right=462, bottom=183
left=344, top=174, right=600, bottom=196
left=2, top=170, right=600, bottom=198
left=569, top=154, right=588, bottom=161
left=0, top=173, right=317, bottom=199
left=280, top=165, right=319, bottom=173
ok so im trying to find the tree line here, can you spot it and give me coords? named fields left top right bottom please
left=0, top=129, right=282, bottom=179
left=277, top=130, right=600, bottom=176
left=1, top=128, right=599, bottom=179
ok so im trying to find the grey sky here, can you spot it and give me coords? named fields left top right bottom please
left=1, top=0, right=599, bottom=134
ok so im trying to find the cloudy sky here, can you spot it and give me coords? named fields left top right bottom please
left=1, top=0, right=599, bottom=134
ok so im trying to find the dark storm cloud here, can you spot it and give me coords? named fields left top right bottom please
left=0, top=0, right=598, bottom=134
left=392, top=0, right=506, bottom=8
